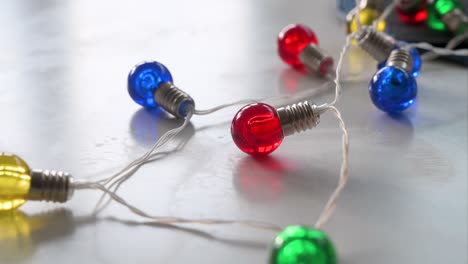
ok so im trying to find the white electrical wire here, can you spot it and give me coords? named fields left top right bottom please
left=420, top=31, right=468, bottom=60
left=73, top=181, right=281, bottom=231
left=407, top=42, right=468, bottom=56
left=330, top=33, right=355, bottom=106
left=373, top=0, right=397, bottom=27
left=314, top=106, right=349, bottom=229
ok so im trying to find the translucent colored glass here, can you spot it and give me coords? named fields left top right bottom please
left=347, top=7, right=387, bottom=34
left=427, top=0, right=464, bottom=31
left=0, top=153, right=31, bottom=211
left=270, top=226, right=337, bottom=264
left=396, top=0, right=428, bottom=24
left=128, top=61, right=173, bottom=108
left=369, top=66, right=417, bottom=113
left=231, top=103, right=284, bottom=155
left=278, top=24, right=318, bottom=69
left=434, top=0, right=460, bottom=15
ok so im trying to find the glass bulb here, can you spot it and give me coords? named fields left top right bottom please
left=347, top=7, right=387, bottom=35
left=369, top=66, right=417, bottom=113
left=0, top=153, right=31, bottom=211
left=377, top=47, right=422, bottom=78
left=427, top=0, right=464, bottom=31
left=277, top=24, right=319, bottom=69
left=231, top=103, right=284, bottom=155
left=270, top=226, right=337, bottom=264
left=396, top=0, right=428, bottom=24
left=128, top=61, right=173, bottom=108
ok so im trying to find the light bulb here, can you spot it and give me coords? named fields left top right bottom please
left=377, top=46, right=422, bottom=78
left=369, top=49, right=417, bottom=113
left=347, top=7, right=387, bottom=35
left=128, top=61, right=195, bottom=118
left=396, top=0, right=428, bottom=24
left=427, top=0, right=468, bottom=34
left=356, top=27, right=422, bottom=78
left=269, top=225, right=337, bottom=264
left=128, top=61, right=173, bottom=108
left=0, top=153, right=74, bottom=211
left=277, top=24, right=334, bottom=75
left=231, top=102, right=321, bottom=155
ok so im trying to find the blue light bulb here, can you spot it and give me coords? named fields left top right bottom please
left=369, top=66, right=417, bottom=113
left=377, top=47, right=422, bottom=78
left=128, top=61, right=173, bottom=108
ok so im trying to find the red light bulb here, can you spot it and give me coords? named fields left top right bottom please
left=232, top=101, right=322, bottom=156
left=277, top=24, right=319, bottom=69
left=231, top=103, right=284, bottom=155
left=277, top=24, right=334, bottom=76
left=396, top=0, right=428, bottom=24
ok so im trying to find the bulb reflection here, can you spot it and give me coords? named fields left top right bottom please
left=233, top=156, right=295, bottom=202
left=0, top=209, right=76, bottom=263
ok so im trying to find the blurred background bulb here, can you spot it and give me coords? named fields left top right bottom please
left=427, top=0, right=466, bottom=32
left=277, top=24, right=334, bottom=75
left=277, top=24, right=319, bottom=69
left=396, top=0, right=428, bottom=24
left=347, top=7, right=387, bottom=35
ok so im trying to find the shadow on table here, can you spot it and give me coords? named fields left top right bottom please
left=0, top=207, right=270, bottom=263
left=232, top=154, right=341, bottom=204
left=130, top=108, right=196, bottom=147
left=0, top=209, right=79, bottom=263
left=366, top=111, right=415, bottom=149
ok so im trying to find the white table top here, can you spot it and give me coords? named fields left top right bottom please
left=0, top=0, right=466, bottom=263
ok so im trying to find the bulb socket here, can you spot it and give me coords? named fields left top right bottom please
left=386, top=49, right=413, bottom=73
left=27, top=170, right=74, bottom=203
left=154, top=82, right=195, bottom=118
left=276, top=101, right=320, bottom=137
left=356, top=27, right=397, bottom=63
left=299, top=44, right=334, bottom=76
left=441, top=8, right=468, bottom=33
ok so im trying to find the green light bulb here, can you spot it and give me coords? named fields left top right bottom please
left=270, top=226, right=337, bottom=264
left=427, top=0, right=466, bottom=32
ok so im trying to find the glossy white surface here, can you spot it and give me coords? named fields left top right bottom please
left=0, top=0, right=466, bottom=263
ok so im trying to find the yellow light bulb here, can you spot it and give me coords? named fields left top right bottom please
left=347, top=7, right=387, bottom=35
left=0, top=153, right=31, bottom=211
left=0, top=152, right=74, bottom=211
